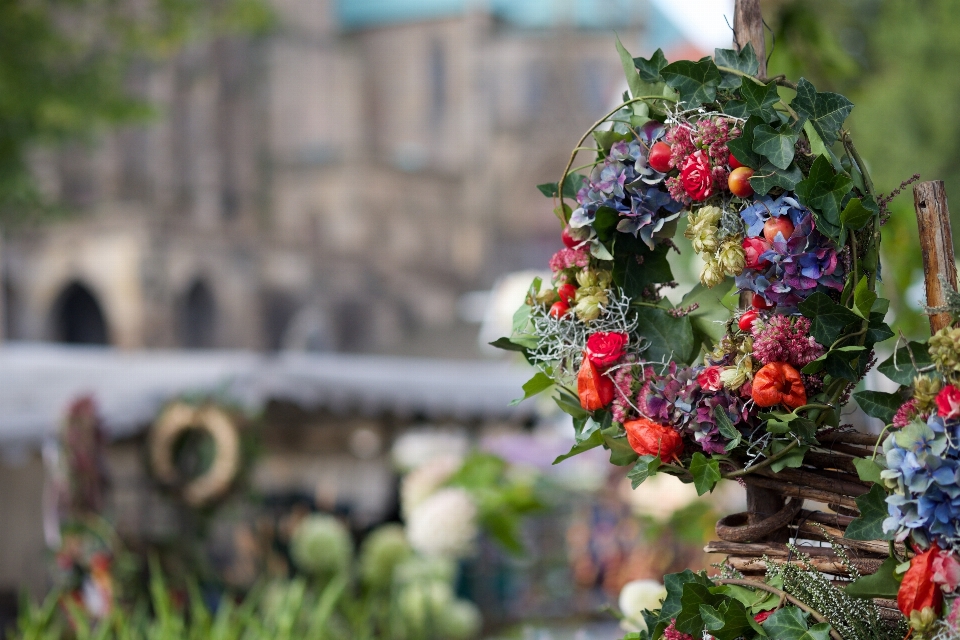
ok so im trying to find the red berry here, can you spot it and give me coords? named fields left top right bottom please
left=728, top=166, right=755, bottom=197
left=751, top=294, right=772, bottom=310
left=763, top=216, right=795, bottom=243
left=738, top=309, right=759, bottom=331
left=648, top=141, right=673, bottom=173
left=561, top=227, right=579, bottom=249
left=549, top=300, right=570, bottom=318
left=557, top=283, right=577, bottom=304
left=728, top=153, right=744, bottom=169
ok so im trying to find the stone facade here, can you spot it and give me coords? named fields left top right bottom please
left=4, top=0, right=645, bottom=354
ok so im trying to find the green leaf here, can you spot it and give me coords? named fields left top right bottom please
left=555, top=389, right=589, bottom=420
left=489, top=337, right=530, bottom=354
left=689, top=452, right=721, bottom=495
left=853, top=276, right=877, bottom=319
left=682, top=281, right=736, bottom=348
left=612, top=234, right=674, bottom=295
left=661, top=58, right=721, bottom=108
left=769, top=441, right=808, bottom=473
left=593, top=129, right=631, bottom=153
left=676, top=582, right=719, bottom=635
left=575, top=417, right=601, bottom=443
left=749, top=161, right=803, bottom=196
left=602, top=425, right=639, bottom=466
left=868, top=311, right=894, bottom=345
left=536, top=176, right=583, bottom=199
left=699, top=604, right=724, bottom=630
left=840, top=197, right=875, bottom=231
left=510, top=371, right=553, bottom=405
left=795, top=155, right=853, bottom=233
left=845, top=483, right=894, bottom=541
left=878, top=341, right=932, bottom=385
left=715, top=407, right=741, bottom=452
left=633, top=48, right=668, bottom=83
left=628, top=454, right=661, bottom=488
left=553, top=429, right=604, bottom=464
left=845, top=555, right=901, bottom=599
left=635, top=305, right=696, bottom=365
left=798, top=292, right=860, bottom=346
left=761, top=607, right=814, bottom=640
left=655, top=570, right=713, bottom=637
left=853, top=456, right=884, bottom=484
left=727, top=115, right=763, bottom=169
left=714, top=43, right=759, bottom=89
left=853, top=390, right=901, bottom=424
left=790, top=77, right=854, bottom=146
left=752, top=122, right=799, bottom=170
left=616, top=35, right=646, bottom=100
left=712, top=599, right=762, bottom=640
left=737, top=79, right=781, bottom=122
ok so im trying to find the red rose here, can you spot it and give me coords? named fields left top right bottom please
left=680, top=150, right=715, bottom=201
left=697, top=365, right=723, bottom=392
left=752, top=362, right=806, bottom=409
left=585, top=331, right=628, bottom=368
left=899, top=543, right=945, bottom=617
left=577, top=357, right=615, bottom=411
left=936, top=385, right=960, bottom=420
left=741, top=237, right=772, bottom=270
left=623, top=418, right=683, bottom=462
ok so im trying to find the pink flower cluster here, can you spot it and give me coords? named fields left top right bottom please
left=893, top=398, right=921, bottom=428
left=750, top=314, right=825, bottom=368
left=664, top=117, right=739, bottom=205
left=610, top=363, right=647, bottom=424
left=548, top=248, right=589, bottom=273
left=663, top=620, right=694, bottom=640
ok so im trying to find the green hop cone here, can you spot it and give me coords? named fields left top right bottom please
left=913, top=374, right=943, bottom=412
left=397, top=579, right=454, bottom=638
left=718, top=240, right=745, bottom=276
left=359, top=523, right=412, bottom=590
left=290, top=514, right=353, bottom=577
left=930, top=326, right=960, bottom=379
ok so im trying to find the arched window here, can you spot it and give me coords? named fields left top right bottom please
left=178, top=280, right=217, bottom=349
left=52, top=282, right=110, bottom=345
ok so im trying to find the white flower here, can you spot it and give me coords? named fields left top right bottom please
left=406, top=488, right=478, bottom=559
left=400, top=455, right=462, bottom=519
left=619, top=579, right=667, bottom=632
left=391, top=430, right=469, bottom=472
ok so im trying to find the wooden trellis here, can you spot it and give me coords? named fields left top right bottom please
left=703, top=0, right=958, bottom=623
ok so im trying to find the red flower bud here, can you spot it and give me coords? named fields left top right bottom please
left=899, top=543, right=945, bottom=618
left=623, top=418, right=683, bottom=462
left=751, top=362, right=806, bottom=409
left=577, top=356, right=615, bottom=411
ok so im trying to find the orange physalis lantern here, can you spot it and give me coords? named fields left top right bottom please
left=751, top=362, right=806, bottom=409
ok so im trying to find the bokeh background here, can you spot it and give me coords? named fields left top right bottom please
left=0, top=0, right=956, bottom=637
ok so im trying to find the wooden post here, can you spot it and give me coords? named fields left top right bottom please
left=914, top=180, right=959, bottom=334
left=733, top=0, right=782, bottom=536
left=734, top=0, right=767, bottom=78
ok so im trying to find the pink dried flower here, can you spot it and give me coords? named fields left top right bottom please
left=610, top=365, right=637, bottom=424
left=663, top=619, right=694, bottom=640
left=548, top=248, right=589, bottom=273
left=751, top=314, right=825, bottom=368
left=893, top=398, right=920, bottom=428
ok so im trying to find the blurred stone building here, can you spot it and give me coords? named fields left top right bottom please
left=2, top=0, right=681, bottom=355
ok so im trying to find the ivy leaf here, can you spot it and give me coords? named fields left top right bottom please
left=628, top=454, right=661, bottom=488
left=714, top=43, right=759, bottom=89
left=798, top=292, right=860, bottom=346
left=676, top=582, right=720, bottom=635
left=840, top=197, right=876, bottom=231
left=510, top=371, right=553, bottom=406
left=853, top=457, right=884, bottom=485
left=845, top=483, right=894, bottom=541
left=795, top=155, right=853, bottom=232
left=633, top=48, right=668, bottom=83
left=661, top=58, right=721, bottom=108
left=616, top=35, right=646, bottom=99
left=727, top=115, right=763, bottom=169
left=853, top=276, right=877, bottom=319
left=853, top=390, right=901, bottom=424
left=752, top=123, right=799, bottom=170
left=761, top=606, right=831, bottom=640
left=689, top=452, right=721, bottom=495
left=878, top=341, right=933, bottom=386
left=868, top=311, right=894, bottom=345
left=635, top=305, right=696, bottom=365
left=790, top=77, right=854, bottom=146
left=823, top=350, right=861, bottom=382
left=613, top=234, right=674, bottom=296
left=711, top=599, right=761, bottom=640
left=770, top=441, right=808, bottom=473
left=749, top=161, right=802, bottom=196
left=536, top=174, right=584, bottom=199
left=602, top=425, right=639, bottom=466
left=655, top=570, right=714, bottom=637
left=699, top=604, right=725, bottom=631
left=738, top=79, right=781, bottom=122
left=845, top=555, right=901, bottom=599
left=593, top=129, right=631, bottom=153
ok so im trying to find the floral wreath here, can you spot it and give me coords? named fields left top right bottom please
left=495, top=40, right=960, bottom=640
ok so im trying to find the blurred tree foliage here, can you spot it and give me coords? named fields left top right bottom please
left=762, top=0, right=960, bottom=338
left=0, top=0, right=273, bottom=219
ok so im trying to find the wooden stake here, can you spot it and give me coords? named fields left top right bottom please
left=913, top=180, right=959, bottom=333
left=734, top=0, right=767, bottom=78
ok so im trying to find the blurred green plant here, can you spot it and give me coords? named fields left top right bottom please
left=0, top=0, right=273, bottom=221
